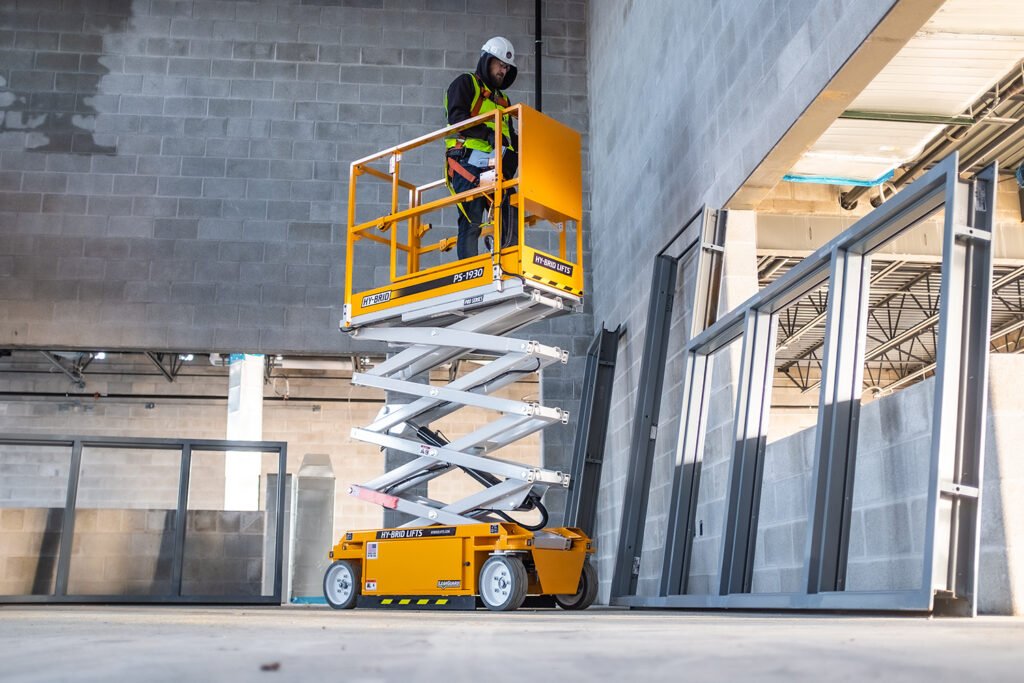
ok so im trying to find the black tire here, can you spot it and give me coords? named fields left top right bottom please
left=323, top=560, right=361, bottom=609
left=555, top=560, right=597, bottom=610
left=478, top=554, right=528, bottom=612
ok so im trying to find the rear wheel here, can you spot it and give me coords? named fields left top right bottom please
left=478, top=554, right=528, bottom=611
left=323, top=560, right=361, bottom=609
left=555, top=560, right=597, bottom=610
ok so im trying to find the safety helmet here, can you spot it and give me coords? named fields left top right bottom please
left=481, top=36, right=516, bottom=68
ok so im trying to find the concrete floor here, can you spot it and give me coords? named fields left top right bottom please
left=1, top=605, right=1022, bottom=682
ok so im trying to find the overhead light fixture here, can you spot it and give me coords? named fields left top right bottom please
left=94, top=352, right=106, bottom=360
left=179, top=354, right=194, bottom=361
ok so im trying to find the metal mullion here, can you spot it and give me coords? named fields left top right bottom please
left=718, top=309, right=777, bottom=595
left=940, top=164, right=995, bottom=616
left=54, top=440, right=83, bottom=597
left=565, top=326, right=620, bottom=534
left=922, top=175, right=971, bottom=603
left=612, top=254, right=676, bottom=598
left=660, top=350, right=710, bottom=596
left=691, top=209, right=727, bottom=336
left=272, top=444, right=287, bottom=603
left=170, top=442, right=191, bottom=597
left=804, top=247, right=871, bottom=593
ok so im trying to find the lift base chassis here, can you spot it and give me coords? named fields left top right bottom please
left=326, top=522, right=594, bottom=611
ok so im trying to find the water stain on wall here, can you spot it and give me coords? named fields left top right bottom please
left=0, top=1, right=132, bottom=155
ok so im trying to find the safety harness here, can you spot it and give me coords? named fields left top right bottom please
left=444, top=74, right=514, bottom=221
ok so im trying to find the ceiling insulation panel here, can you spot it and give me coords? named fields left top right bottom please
left=787, top=0, right=1024, bottom=184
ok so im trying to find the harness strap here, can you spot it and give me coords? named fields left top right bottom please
left=447, top=156, right=478, bottom=185
left=470, top=76, right=510, bottom=117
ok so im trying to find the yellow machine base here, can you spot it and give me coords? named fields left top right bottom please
left=326, top=522, right=595, bottom=611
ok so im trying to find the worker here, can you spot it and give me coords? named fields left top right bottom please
left=444, top=36, right=520, bottom=260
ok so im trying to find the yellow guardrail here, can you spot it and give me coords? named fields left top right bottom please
left=343, top=104, right=583, bottom=328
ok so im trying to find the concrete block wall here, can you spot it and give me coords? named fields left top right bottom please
left=66, top=507, right=177, bottom=596
left=0, top=367, right=541, bottom=543
left=0, top=0, right=590, bottom=356
left=587, top=0, right=899, bottom=600
left=0, top=507, right=62, bottom=595
left=684, top=356, right=1024, bottom=614
left=0, top=506, right=267, bottom=597
left=684, top=344, right=739, bottom=596
left=181, top=509, right=265, bottom=596
left=0, top=0, right=591, bottom=512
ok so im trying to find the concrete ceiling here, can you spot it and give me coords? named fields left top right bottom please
left=788, top=0, right=1024, bottom=184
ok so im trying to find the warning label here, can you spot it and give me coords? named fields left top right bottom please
left=366, top=542, right=378, bottom=560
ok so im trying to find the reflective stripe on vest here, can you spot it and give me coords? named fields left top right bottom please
left=445, top=73, right=513, bottom=153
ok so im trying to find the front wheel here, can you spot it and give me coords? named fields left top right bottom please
left=323, top=560, right=361, bottom=609
left=478, top=554, right=528, bottom=611
left=555, top=560, right=597, bottom=610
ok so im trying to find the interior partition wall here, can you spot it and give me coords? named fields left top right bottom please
left=0, top=435, right=288, bottom=605
left=613, top=154, right=995, bottom=615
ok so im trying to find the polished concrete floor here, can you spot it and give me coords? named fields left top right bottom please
left=1, top=605, right=1022, bottom=682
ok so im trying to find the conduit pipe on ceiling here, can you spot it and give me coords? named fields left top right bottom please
left=840, top=65, right=1024, bottom=210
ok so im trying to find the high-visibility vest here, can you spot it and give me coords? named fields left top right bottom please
left=445, top=73, right=513, bottom=153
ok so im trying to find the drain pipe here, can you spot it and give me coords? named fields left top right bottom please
left=535, top=0, right=542, bottom=111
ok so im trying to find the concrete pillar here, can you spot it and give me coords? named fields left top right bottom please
left=722, top=210, right=759, bottom=311
left=225, top=353, right=263, bottom=511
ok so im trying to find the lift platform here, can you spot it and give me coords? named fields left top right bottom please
left=324, top=105, right=596, bottom=611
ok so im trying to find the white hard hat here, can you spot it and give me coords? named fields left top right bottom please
left=481, top=36, right=516, bottom=68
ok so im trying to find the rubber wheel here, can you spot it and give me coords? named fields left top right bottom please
left=555, top=560, right=597, bottom=610
left=323, top=559, right=361, bottom=609
left=478, top=554, right=528, bottom=611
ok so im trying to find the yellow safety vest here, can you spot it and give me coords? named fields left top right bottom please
left=445, top=74, right=514, bottom=153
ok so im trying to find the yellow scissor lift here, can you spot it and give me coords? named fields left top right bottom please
left=323, top=105, right=597, bottom=611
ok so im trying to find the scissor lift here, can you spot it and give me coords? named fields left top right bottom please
left=323, top=105, right=597, bottom=611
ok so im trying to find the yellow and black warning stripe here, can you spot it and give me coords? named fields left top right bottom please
left=356, top=595, right=477, bottom=610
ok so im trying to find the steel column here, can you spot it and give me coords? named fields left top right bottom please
left=565, top=325, right=620, bottom=534
left=718, top=309, right=777, bottom=594
left=53, top=439, right=82, bottom=596
left=804, top=248, right=872, bottom=593
left=611, top=255, right=677, bottom=597
left=170, top=442, right=191, bottom=597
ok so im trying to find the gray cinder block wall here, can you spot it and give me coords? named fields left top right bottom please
left=0, top=0, right=589, bottom=355
left=0, top=0, right=591, bottom=515
left=586, top=0, right=900, bottom=598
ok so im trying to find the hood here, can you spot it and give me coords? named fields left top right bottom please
left=475, top=52, right=517, bottom=91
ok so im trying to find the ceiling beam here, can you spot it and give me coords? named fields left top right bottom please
left=728, top=0, right=945, bottom=209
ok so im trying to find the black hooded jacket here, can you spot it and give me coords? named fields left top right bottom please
left=445, top=52, right=519, bottom=149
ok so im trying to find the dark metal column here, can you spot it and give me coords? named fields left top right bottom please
left=54, top=439, right=83, bottom=597
left=611, top=255, right=676, bottom=597
left=170, top=442, right=191, bottom=597
left=565, top=325, right=621, bottom=534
